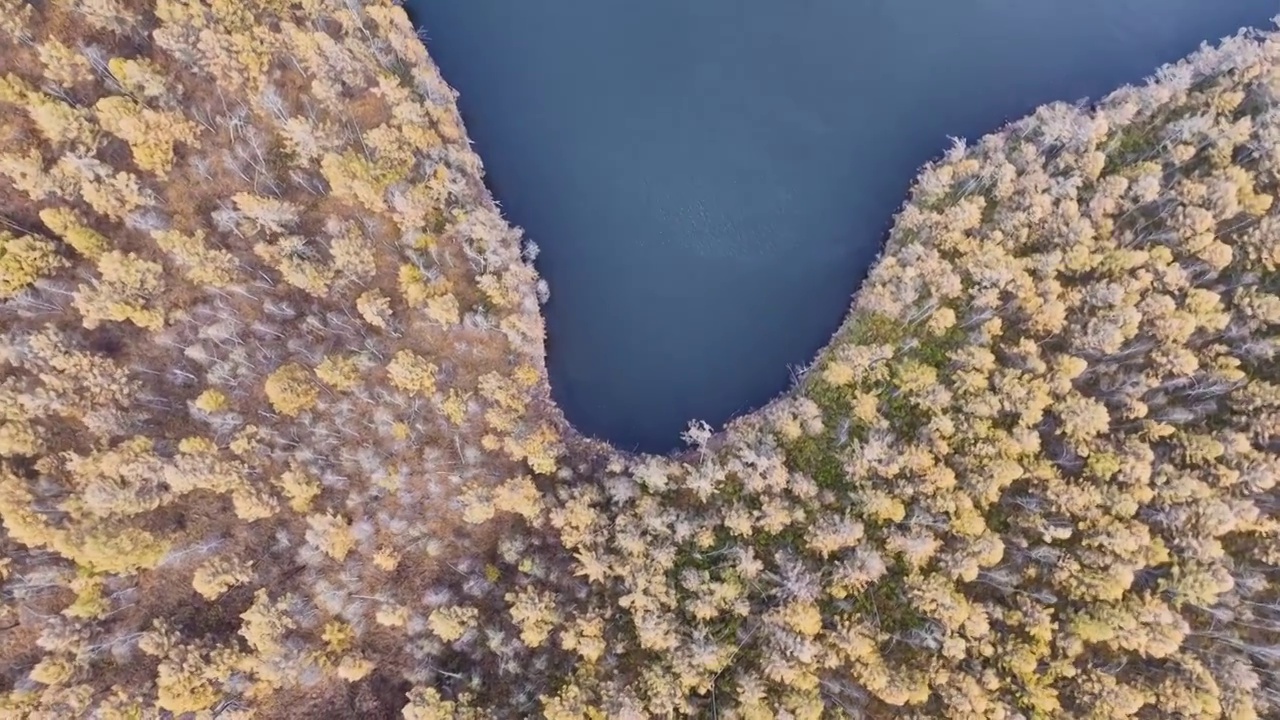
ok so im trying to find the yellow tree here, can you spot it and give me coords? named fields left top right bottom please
left=95, top=96, right=200, bottom=177
left=314, top=355, right=362, bottom=391
left=39, top=207, right=108, bottom=259
left=107, top=57, right=170, bottom=101
left=254, top=236, right=335, bottom=296
left=505, top=587, right=560, bottom=648
left=38, top=40, right=92, bottom=87
left=2, top=78, right=99, bottom=150
left=386, top=350, right=437, bottom=396
left=0, top=231, right=67, bottom=298
left=329, top=228, right=377, bottom=281
left=192, top=556, right=254, bottom=600
left=356, top=289, right=394, bottom=329
left=427, top=606, right=478, bottom=643
left=264, top=363, right=318, bottom=417
left=56, top=0, right=139, bottom=34
left=0, top=0, right=31, bottom=41
left=60, top=157, right=152, bottom=221
left=152, top=228, right=238, bottom=286
left=72, top=251, right=166, bottom=330
left=276, top=464, right=321, bottom=513
left=231, top=193, right=300, bottom=235
left=0, top=150, right=64, bottom=201
left=305, top=512, right=355, bottom=561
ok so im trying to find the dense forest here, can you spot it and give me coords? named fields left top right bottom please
left=0, top=1, right=1277, bottom=718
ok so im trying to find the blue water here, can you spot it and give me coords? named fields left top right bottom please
left=406, top=0, right=1276, bottom=452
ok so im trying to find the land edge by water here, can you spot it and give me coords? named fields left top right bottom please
left=1, top=2, right=1277, bottom=716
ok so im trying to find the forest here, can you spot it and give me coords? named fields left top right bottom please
left=0, top=0, right=1277, bottom=718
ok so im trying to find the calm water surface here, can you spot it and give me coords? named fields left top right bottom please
left=407, top=0, right=1276, bottom=452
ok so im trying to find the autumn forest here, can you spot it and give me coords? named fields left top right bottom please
left=0, top=0, right=1278, bottom=718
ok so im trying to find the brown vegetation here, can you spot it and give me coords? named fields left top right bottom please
left=1, top=2, right=1278, bottom=718
left=0, top=0, right=557, bottom=716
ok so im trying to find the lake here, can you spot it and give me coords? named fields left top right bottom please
left=405, top=0, right=1276, bottom=453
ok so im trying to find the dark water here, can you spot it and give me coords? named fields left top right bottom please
left=406, top=0, right=1276, bottom=452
